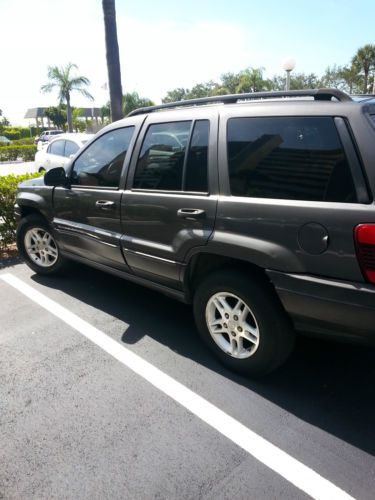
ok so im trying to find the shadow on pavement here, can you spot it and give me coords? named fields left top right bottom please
left=31, top=263, right=375, bottom=456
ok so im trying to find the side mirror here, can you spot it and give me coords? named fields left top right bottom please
left=44, top=167, right=69, bottom=187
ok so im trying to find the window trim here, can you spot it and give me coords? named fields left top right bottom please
left=334, top=117, right=370, bottom=204
left=131, top=119, right=210, bottom=195
left=69, top=126, right=135, bottom=190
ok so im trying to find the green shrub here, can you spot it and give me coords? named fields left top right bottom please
left=2, top=127, right=36, bottom=140
left=0, top=145, right=37, bottom=162
left=12, top=138, right=35, bottom=146
left=0, top=173, right=42, bottom=249
left=0, top=138, right=35, bottom=148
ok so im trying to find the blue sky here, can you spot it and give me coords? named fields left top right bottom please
left=1, top=0, right=374, bottom=124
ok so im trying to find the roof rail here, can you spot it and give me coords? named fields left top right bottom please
left=127, top=88, right=352, bottom=117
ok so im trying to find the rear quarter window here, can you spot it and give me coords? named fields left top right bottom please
left=227, top=116, right=358, bottom=203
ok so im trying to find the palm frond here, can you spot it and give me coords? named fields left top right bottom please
left=41, top=82, right=55, bottom=93
left=76, top=88, right=94, bottom=101
left=41, top=62, right=93, bottom=106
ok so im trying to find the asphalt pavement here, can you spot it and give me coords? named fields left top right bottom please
left=1, top=261, right=375, bottom=499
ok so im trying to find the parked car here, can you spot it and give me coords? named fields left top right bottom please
left=15, top=89, right=375, bottom=376
left=34, top=133, right=94, bottom=173
left=0, top=135, right=11, bottom=144
left=34, top=130, right=64, bottom=149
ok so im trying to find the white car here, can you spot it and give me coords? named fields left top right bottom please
left=35, top=130, right=64, bottom=150
left=34, top=133, right=94, bottom=173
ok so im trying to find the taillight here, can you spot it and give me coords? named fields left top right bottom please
left=355, top=224, right=375, bottom=284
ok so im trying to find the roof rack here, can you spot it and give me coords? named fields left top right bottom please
left=127, top=88, right=352, bottom=117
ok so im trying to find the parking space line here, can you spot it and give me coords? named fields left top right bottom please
left=0, top=272, right=353, bottom=500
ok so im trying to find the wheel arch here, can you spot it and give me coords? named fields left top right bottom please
left=18, top=204, right=48, bottom=222
left=183, top=251, right=273, bottom=299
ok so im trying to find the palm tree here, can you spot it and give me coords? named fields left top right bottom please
left=102, top=0, right=123, bottom=121
left=123, top=92, right=154, bottom=116
left=236, top=68, right=271, bottom=93
left=41, top=63, right=93, bottom=132
left=352, top=44, right=375, bottom=94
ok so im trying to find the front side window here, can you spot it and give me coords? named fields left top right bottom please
left=71, top=127, right=134, bottom=187
left=227, top=117, right=357, bottom=203
left=48, top=140, right=65, bottom=156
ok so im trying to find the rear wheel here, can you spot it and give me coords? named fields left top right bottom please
left=17, top=215, right=67, bottom=275
left=193, top=269, right=295, bottom=376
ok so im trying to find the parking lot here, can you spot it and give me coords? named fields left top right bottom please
left=1, top=261, right=375, bottom=499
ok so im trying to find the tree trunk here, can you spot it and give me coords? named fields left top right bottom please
left=66, top=94, right=73, bottom=132
left=364, top=69, right=369, bottom=94
left=102, top=0, right=123, bottom=121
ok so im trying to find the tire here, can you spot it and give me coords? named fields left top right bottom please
left=16, top=214, right=67, bottom=275
left=193, top=269, right=295, bottom=376
left=38, top=167, right=46, bottom=173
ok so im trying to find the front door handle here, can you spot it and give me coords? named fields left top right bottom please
left=177, top=208, right=206, bottom=220
left=96, top=200, right=115, bottom=210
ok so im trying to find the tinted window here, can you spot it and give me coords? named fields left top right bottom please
left=184, top=120, right=209, bottom=192
left=227, top=117, right=357, bottom=202
left=134, top=122, right=191, bottom=190
left=48, top=140, right=65, bottom=156
left=65, top=140, right=79, bottom=157
left=71, top=127, right=134, bottom=187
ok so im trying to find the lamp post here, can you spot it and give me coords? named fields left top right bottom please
left=282, top=58, right=296, bottom=91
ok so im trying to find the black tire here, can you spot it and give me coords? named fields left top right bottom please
left=16, top=214, right=67, bottom=275
left=193, top=269, right=295, bottom=376
left=38, top=167, right=46, bottom=173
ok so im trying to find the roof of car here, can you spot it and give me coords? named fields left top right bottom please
left=127, top=88, right=354, bottom=118
left=49, top=133, right=94, bottom=143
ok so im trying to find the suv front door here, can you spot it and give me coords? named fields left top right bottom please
left=52, top=120, right=142, bottom=270
left=121, top=109, right=219, bottom=288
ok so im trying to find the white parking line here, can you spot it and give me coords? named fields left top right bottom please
left=0, top=272, right=353, bottom=500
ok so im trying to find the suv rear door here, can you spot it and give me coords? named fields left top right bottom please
left=121, top=108, right=219, bottom=288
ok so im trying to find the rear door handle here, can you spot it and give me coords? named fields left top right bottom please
left=95, top=200, right=115, bottom=210
left=177, top=208, right=206, bottom=220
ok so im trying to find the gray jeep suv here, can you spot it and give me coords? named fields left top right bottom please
left=15, top=89, right=375, bottom=376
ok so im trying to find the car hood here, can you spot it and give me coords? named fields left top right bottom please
left=18, top=176, right=45, bottom=188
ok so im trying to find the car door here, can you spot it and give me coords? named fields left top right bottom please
left=52, top=120, right=142, bottom=270
left=46, top=139, right=66, bottom=170
left=121, top=108, right=219, bottom=288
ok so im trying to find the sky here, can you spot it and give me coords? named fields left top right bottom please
left=1, top=0, right=374, bottom=125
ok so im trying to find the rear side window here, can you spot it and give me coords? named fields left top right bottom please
left=184, top=120, right=209, bottom=192
left=227, top=117, right=357, bottom=203
left=71, top=127, right=134, bottom=187
left=134, top=121, right=190, bottom=191
left=48, top=140, right=65, bottom=156
left=133, top=120, right=209, bottom=192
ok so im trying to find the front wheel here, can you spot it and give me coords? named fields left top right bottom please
left=193, top=270, right=295, bottom=376
left=17, top=215, right=67, bottom=275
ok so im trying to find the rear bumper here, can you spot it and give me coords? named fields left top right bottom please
left=267, top=270, right=375, bottom=342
